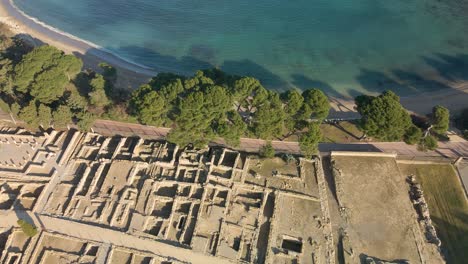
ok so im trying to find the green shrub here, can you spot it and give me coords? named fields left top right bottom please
left=17, top=219, right=38, bottom=237
left=418, top=135, right=438, bottom=152
left=404, top=125, right=423, bottom=145
left=0, top=98, right=10, bottom=112
left=260, top=141, right=275, bottom=158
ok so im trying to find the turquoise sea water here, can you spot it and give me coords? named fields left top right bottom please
left=13, top=0, right=468, bottom=96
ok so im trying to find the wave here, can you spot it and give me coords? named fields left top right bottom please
left=7, top=0, right=157, bottom=73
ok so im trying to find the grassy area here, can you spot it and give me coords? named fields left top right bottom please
left=249, top=157, right=299, bottom=177
left=17, top=219, right=38, bottom=237
left=320, top=121, right=363, bottom=143
left=398, top=163, right=468, bottom=264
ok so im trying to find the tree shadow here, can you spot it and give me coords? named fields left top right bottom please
left=332, top=122, right=361, bottom=140
left=356, top=68, right=411, bottom=95
left=392, top=69, right=453, bottom=93
left=290, top=74, right=361, bottom=119
left=318, top=143, right=381, bottom=153
left=320, top=156, right=338, bottom=202
left=2, top=33, right=38, bottom=63
left=221, top=59, right=290, bottom=91
left=422, top=53, right=468, bottom=83
left=1, top=183, right=37, bottom=229
left=291, top=74, right=344, bottom=98
left=355, top=63, right=468, bottom=115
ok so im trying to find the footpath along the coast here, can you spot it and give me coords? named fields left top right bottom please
left=92, top=119, right=468, bottom=158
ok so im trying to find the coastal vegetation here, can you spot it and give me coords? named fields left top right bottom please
left=355, top=91, right=412, bottom=141
left=0, top=26, right=458, bottom=155
left=355, top=91, right=450, bottom=151
left=130, top=70, right=329, bottom=148
left=259, top=141, right=275, bottom=158
left=0, top=41, right=105, bottom=131
left=0, top=30, right=328, bottom=155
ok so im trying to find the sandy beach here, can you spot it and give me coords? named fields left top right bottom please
left=0, top=0, right=467, bottom=119
left=0, top=0, right=156, bottom=89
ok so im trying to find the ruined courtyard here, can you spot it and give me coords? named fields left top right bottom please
left=0, top=128, right=453, bottom=264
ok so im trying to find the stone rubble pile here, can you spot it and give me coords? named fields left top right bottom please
left=407, top=175, right=441, bottom=247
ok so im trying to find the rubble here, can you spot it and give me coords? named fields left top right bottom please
left=407, top=175, right=442, bottom=247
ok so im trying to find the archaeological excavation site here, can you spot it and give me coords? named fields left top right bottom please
left=0, top=128, right=452, bottom=264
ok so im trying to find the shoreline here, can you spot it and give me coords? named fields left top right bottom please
left=0, top=0, right=156, bottom=89
left=1, top=0, right=468, bottom=118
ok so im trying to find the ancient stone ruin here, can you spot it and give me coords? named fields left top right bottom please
left=407, top=175, right=442, bottom=247
left=0, top=128, right=334, bottom=264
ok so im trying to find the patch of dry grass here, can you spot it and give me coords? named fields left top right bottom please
left=249, top=157, right=299, bottom=177
left=17, top=219, right=38, bottom=237
left=398, top=163, right=468, bottom=264
left=320, top=121, right=363, bottom=143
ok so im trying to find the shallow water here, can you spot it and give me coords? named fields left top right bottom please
left=14, top=0, right=468, bottom=96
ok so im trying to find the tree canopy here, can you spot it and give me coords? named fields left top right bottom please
left=355, top=91, right=412, bottom=141
left=18, top=101, right=38, bottom=128
left=130, top=70, right=331, bottom=148
left=252, top=93, right=285, bottom=139
left=167, top=84, right=233, bottom=148
left=37, top=104, right=52, bottom=128
left=259, top=141, right=275, bottom=158
left=299, top=122, right=322, bottom=158
left=418, top=135, right=438, bottom=152
left=0, top=36, right=335, bottom=149
left=53, top=105, right=73, bottom=129
left=216, top=110, right=246, bottom=147
left=13, top=45, right=82, bottom=103
left=302, top=89, right=330, bottom=120
left=404, top=125, right=423, bottom=145
left=431, top=105, right=449, bottom=135
left=88, top=74, right=110, bottom=107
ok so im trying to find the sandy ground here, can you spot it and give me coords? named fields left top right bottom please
left=1, top=0, right=468, bottom=118
left=331, top=155, right=444, bottom=263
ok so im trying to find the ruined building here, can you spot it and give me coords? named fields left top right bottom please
left=0, top=128, right=334, bottom=264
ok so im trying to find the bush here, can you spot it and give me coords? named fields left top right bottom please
left=17, top=219, right=38, bottom=237
left=260, top=141, right=275, bottom=158
left=299, top=122, right=321, bottom=158
left=463, top=130, right=468, bottom=140
left=0, top=98, right=10, bottom=112
left=404, top=125, right=423, bottom=145
left=431, top=105, right=450, bottom=135
left=418, top=135, right=438, bottom=152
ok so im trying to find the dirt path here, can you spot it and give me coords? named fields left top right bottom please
left=93, top=119, right=468, bottom=158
